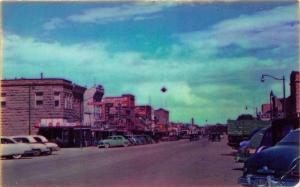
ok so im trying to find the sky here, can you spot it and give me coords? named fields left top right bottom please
left=2, top=1, right=299, bottom=125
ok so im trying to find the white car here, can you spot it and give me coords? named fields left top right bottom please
left=0, top=136, right=32, bottom=159
left=31, top=135, right=60, bottom=152
left=11, top=136, right=51, bottom=156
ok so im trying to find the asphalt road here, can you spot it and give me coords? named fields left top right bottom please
left=1, top=136, right=243, bottom=187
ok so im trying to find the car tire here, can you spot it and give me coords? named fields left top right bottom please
left=11, top=154, right=22, bottom=159
left=33, top=150, right=41, bottom=156
left=123, top=143, right=129, bottom=147
left=47, top=149, right=52, bottom=155
left=104, top=143, right=110, bottom=148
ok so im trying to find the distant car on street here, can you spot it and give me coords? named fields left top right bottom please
left=209, top=133, right=221, bottom=142
left=31, top=135, right=60, bottom=152
left=239, top=128, right=300, bottom=187
left=189, top=134, right=200, bottom=141
left=98, top=136, right=131, bottom=148
left=11, top=135, right=51, bottom=156
left=1, top=136, right=32, bottom=159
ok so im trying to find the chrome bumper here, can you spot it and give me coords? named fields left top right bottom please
left=239, top=175, right=299, bottom=187
left=51, top=147, right=60, bottom=151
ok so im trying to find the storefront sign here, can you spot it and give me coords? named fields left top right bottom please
left=39, top=119, right=80, bottom=127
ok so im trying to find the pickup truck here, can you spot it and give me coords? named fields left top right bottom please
left=227, top=118, right=270, bottom=149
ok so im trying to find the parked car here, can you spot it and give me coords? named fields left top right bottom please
left=209, top=133, right=221, bottom=142
left=1, top=136, right=32, bottom=159
left=135, top=135, right=148, bottom=144
left=190, top=134, right=200, bottom=141
left=98, top=136, right=130, bottom=148
left=143, top=135, right=156, bottom=144
left=124, top=135, right=137, bottom=145
left=31, top=135, right=60, bottom=152
left=238, top=128, right=263, bottom=150
left=235, top=127, right=272, bottom=163
left=239, top=128, right=300, bottom=186
left=11, top=136, right=51, bottom=156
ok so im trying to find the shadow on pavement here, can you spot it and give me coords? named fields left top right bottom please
left=232, top=167, right=244, bottom=171
left=1, top=157, right=33, bottom=160
left=220, top=151, right=237, bottom=157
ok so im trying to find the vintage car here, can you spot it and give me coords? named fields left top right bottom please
left=11, top=135, right=51, bottom=156
left=209, top=133, right=221, bottom=142
left=1, top=136, right=33, bottom=159
left=189, top=134, right=200, bottom=141
left=31, top=135, right=60, bottom=152
left=238, top=128, right=263, bottom=150
left=235, top=127, right=272, bottom=163
left=97, top=135, right=131, bottom=148
left=239, top=129, right=300, bottom=187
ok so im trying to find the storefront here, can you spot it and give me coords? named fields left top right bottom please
left=35, top=119, right=92, bottom=147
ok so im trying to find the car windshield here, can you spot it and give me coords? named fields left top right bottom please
left=277, top=130, right=300, bottom=145
left=36, top=136, right=48, bottom=142
left=248, top=129, right=266, bottom=148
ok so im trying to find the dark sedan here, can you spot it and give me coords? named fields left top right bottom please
left=239, top=129, right=300, bottom=186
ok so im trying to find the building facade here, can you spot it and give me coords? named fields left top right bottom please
left=83, top=85, right=104, bottom=127
left=100, top=94, right=136, bottom=131
left=134, top=105, right=152, bottom=131
left=289, top=71, right=300, bottom=117
left=154, top=108, right=169, bottom=132
left=1, top=78, right=86, bottom=137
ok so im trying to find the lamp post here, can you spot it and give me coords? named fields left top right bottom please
left=261, top=74, right=286, bottom=118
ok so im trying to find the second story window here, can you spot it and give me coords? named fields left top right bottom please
left=35, top=92, right=44, bottom=107
left=64, top=93, right=73, bottom=109
left=1, top=92, right=6, bottom=108
left=1, top=101, right=6, bottom=108
left=54, top=91, right=60, bottom=108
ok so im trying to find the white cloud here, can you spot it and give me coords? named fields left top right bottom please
left=177, top=4, right=298, bottom=54
left=43, top=3, right=174, bottom=30
left=42, top=18, right=64, bottom=30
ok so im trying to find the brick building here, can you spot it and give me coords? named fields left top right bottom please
left=286, top=71, right=300, bottom=118
left=1, top=78, right=87, bottom=147
left=154, top=108, right=169, bottom=132
left=134, top=105, right=152, bottom=131
left=100, top=94, right=136, bottom=132
left=83, top=85, right=104, bottom=127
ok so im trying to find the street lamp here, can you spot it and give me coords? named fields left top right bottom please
left=261, top=74, right=286, bottom=118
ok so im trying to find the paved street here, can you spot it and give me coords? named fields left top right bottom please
left=2, top=136, right=243, bottom=187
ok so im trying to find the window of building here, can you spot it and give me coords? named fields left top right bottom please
left=1, top=101, right=6, bottom=108
left=64, top=93, right=73, bottom=109
left=36, top=92, right=43, bottom=96
left=1, top=93, right=6, bottom=97
left=36, top=100, right=43, bottom=106
left=35, top=92, right=44, bottom=107
left=54, top=91, right=60, bottom=108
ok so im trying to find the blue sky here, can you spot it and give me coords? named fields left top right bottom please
left=3, top=1, right=299, bottom=124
